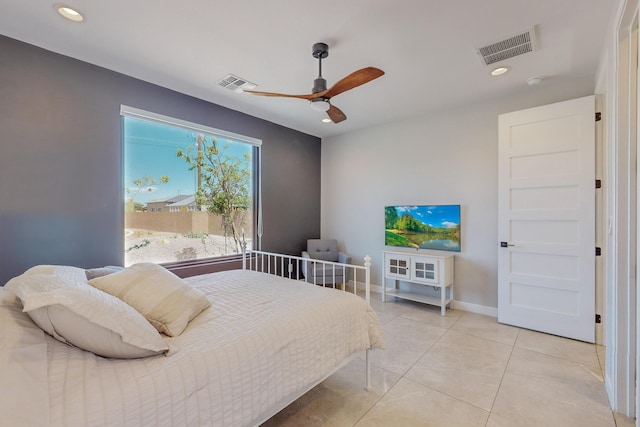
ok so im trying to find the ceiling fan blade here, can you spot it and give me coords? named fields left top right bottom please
left=324, top=67, right=385, bottom=99
left=244, top=89, right=327, bottom=100
left=327, top=104, right=347, bottom=123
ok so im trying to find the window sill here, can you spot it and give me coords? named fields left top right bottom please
left=162, top=255, right=243, bottom=278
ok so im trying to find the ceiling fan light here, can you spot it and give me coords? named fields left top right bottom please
left=310, top=99, right=330, bottom=112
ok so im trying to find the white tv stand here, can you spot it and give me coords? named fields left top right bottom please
left=382, top=250, right=454, bottom=316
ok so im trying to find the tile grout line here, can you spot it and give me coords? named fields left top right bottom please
left=353, top=301, right=438, bottom=426
left=594, top=345, right=617, bottom=426
left=353, top=306, right=464, bottom=426
left=484, top=327, right=521, bottom=426
left=355, top=302, right=613, bottom=426
left=351, top=365, right=392, bottom=427
left=399, top=376, right=493, bottom=416
left=361, top=332, right=500, bottom=422
left=517, top=344, right=602, bottom=371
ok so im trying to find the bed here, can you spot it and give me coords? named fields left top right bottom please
left=0, top=250, right=384, bottom=427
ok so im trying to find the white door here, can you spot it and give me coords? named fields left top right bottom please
left=498, top=95, right=595, bottom=343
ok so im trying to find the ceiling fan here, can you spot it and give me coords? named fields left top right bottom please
left=245, top=42, right=384, bottom=123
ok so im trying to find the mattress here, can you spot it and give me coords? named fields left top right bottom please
left=0, top=269, right=384, bottom=427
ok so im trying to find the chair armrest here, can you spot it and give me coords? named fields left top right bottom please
left=338, top=252, right=351, bottom=264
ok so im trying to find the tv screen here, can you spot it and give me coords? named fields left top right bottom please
left=385, top=205, right=461, bottom=252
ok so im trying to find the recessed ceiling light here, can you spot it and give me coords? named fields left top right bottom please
left=56, top=5, right=84, bottom=22
left=322, top=118, right=332, bottom=123
left=490, top=66, right=510, bottom=76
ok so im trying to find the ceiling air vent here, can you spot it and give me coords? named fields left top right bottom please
left=217, top=74, right=256, bottom=93
left=476, top=27, right=538, bottom=66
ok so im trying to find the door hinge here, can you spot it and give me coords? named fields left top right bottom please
left=595, top=314, right=602, bottom=323
left=595, top=112, right=602, bottom=121
left=595, top=179, right=602, bottom=189
left=595, top=247, right=602, bottom=256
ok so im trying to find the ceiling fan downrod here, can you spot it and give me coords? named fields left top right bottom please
left=312, top=42, right=328, bottom=94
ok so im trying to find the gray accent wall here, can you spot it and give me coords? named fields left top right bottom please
left=0, top=35, right=321, bottom=285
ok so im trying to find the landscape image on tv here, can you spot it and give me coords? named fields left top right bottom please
left=385, top=205, right=461, bottom=252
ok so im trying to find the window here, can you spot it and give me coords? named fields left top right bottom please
left=121, top=106, right=261, bottom=266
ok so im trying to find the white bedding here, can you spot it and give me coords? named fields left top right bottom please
left=0, top=269, right=384, bottom=427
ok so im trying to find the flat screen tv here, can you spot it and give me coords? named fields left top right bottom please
left=385, top=205, right=461, bottom=252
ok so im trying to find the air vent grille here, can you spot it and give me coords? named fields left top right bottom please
left=217, top=74, right=256, bottom=93
left=476, top=27, right=537, bottom=65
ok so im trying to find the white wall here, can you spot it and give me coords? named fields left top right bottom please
left=322, top=77, right=597, bottom=310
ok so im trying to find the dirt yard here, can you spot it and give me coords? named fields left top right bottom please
left=124, top=229, right=251, bottom=265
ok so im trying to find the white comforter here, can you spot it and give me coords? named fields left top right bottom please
left=0, top=269, right=384, bottom=427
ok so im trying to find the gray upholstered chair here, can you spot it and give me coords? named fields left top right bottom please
left=301, top=239, right=352, bottom=286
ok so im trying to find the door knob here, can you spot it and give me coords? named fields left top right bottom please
left=500, top=241, right=515, bottom=247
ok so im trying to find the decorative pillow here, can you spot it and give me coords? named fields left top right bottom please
left=88, top=263, right=211, bottom=337
left=85, top=265, right=124, bottom=280
left=4, top=272, right=169, bottom=359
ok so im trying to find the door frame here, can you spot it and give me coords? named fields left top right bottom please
left=601, top=0, right=638, bottom=418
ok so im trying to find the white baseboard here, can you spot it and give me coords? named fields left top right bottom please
left=369, top=283, right=383, bottom=294
left=357, top=281, right=498, bottom=318
left=450, top=300, right=498, bottom=317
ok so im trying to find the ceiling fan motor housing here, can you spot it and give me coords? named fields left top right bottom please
left=313, top=78, right=327, bottom=94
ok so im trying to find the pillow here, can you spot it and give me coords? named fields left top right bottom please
left=23, top=264, right=124, bottom=280
left=85, top=265, right=124, bottom=280
left=88, top=263, right=211, bottom=337
left=4, top=272, right=169, bottom=359
left=23, top=264, right=87, bottom=277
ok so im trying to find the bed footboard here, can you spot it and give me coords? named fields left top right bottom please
left=241, top=248, right=372, bottom=304
left=242, top=247, right=374, bottom=392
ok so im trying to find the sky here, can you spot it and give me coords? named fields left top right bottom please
left=124, top=117, right=252, bottom=204
left=393, top=205, right=460, bottom=228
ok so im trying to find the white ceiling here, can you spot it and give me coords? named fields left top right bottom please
left=0, top=1, right=616, bottom=138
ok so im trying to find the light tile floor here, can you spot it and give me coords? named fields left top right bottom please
left=263, top=294, right=636, bottom=427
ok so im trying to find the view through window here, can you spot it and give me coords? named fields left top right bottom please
left=122, top=109, right=258, bottom=266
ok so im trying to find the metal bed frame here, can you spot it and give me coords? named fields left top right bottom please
left=241, top=246, right=374, bottom=392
